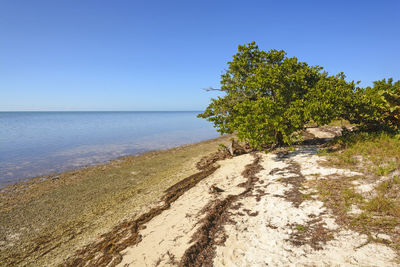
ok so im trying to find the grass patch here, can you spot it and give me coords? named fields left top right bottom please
left=314, top=176, right=400, bottom=249
left=314, top=176, right=364, bottom=218
left=296, top=225, right=307, bottom=232
left=363, top=196, right=399, bottom=217
left=302, top=191, right=317, bottom=200
left=315, top=130, right=400, bottom=252
left=328, top=119, right=352, bottom=127
left=363, top=176, right=400, bottom=218
left=319, top=130, right=400, bottom=176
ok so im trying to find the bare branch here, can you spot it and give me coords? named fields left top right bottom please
left=203, top=87, right=222, bottom=91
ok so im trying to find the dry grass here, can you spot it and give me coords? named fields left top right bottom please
left=0, top=135, right=232, bottom=266
left=313, top=175, right=399, bottom=249
left=319, top=131, right=400, bottom=176
left=315, top=130, right=400, bottom=252
left=363, top=176, right=400, bottom=218
left=327, top=119, right=353, bottom=127
left=312, top=175, right=363, bottom=222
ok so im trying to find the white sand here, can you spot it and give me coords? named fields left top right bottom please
left=117, top=129, right=398, bottom=267
left=117, top=154, right=254, bottom=266
left=214, top=150, right=396, bottom=267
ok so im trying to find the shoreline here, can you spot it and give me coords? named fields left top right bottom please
left=0, top=135, right=224, bottom=190
left=0, top=135, right=232, bottom=266
left=0, top=110, right=217, bottom=187
left=1, top=129, right=398, bottom=266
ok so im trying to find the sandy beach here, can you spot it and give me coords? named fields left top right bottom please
left=1, top=129, right=399, bottom=266
left=113, top=127, right=398, bottom=266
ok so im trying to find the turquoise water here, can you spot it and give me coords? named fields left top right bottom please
left=0, top=111, right=218, bottom=186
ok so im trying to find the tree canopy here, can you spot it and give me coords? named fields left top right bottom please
left=350, top=78, right=400, bottom=130
left=199, top=41, right=356, bottom=148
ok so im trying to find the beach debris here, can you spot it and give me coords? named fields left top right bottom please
left=63, top=154, right=222, bottom=266
left=196, top=150, right=231, bottom=170
left=227, top=139, right=248, bottom=156
left=180, top=154, right=263, bottom=267
left=209, top=184, right=224, bottom=193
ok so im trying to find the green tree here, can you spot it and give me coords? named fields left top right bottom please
left=351, top=78, right=400, bottom=130
left=199, top=42, right=355, bottom=148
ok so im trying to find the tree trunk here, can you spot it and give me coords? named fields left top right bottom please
left=275, top=131, right=284, bottom=147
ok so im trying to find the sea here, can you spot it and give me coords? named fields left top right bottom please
left=0, top=111, right=219, bottom=186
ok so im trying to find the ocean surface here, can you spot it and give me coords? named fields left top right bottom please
left=0, top=111, right=219, bottom=186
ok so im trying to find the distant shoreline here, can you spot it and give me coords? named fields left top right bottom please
left=0, top=110, right=204, bottom=113
left=0, top=134, right=221, bottom=189
left=0, top=111, right=218, bottom=186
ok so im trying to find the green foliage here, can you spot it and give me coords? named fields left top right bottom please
left=306, top=72, right=357, bottom=126
left=295, top=225, right=307, bottom=232
left=199, top=42, right=355, bottom=148
left=349, top=78, right=400, bottom=130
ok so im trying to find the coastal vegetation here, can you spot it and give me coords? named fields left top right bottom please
left=199, top=42, right=400, bottom=148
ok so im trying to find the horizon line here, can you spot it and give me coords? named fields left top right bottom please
left=0, top=110, right=204, bottom=112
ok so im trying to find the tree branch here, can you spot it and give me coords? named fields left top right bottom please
left=203, top=87, right=222, bottom=91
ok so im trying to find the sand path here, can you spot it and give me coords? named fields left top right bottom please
left=117, top=130, right=398, bottom=267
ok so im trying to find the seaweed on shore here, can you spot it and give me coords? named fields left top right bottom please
left=179, top=153, right=264, bottom=267
left=62, top=149, right=234, bottom=266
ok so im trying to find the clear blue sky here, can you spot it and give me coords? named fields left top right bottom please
left=1, top=0, right=399, bottom=111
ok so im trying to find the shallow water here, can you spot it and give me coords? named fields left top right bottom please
left=0, top=111, right=219, bottom=186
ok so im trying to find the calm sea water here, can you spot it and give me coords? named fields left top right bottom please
left=0, top=111, right=219, bottom=186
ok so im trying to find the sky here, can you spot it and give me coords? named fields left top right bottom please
left=1, top=0, right=399, bottom=111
